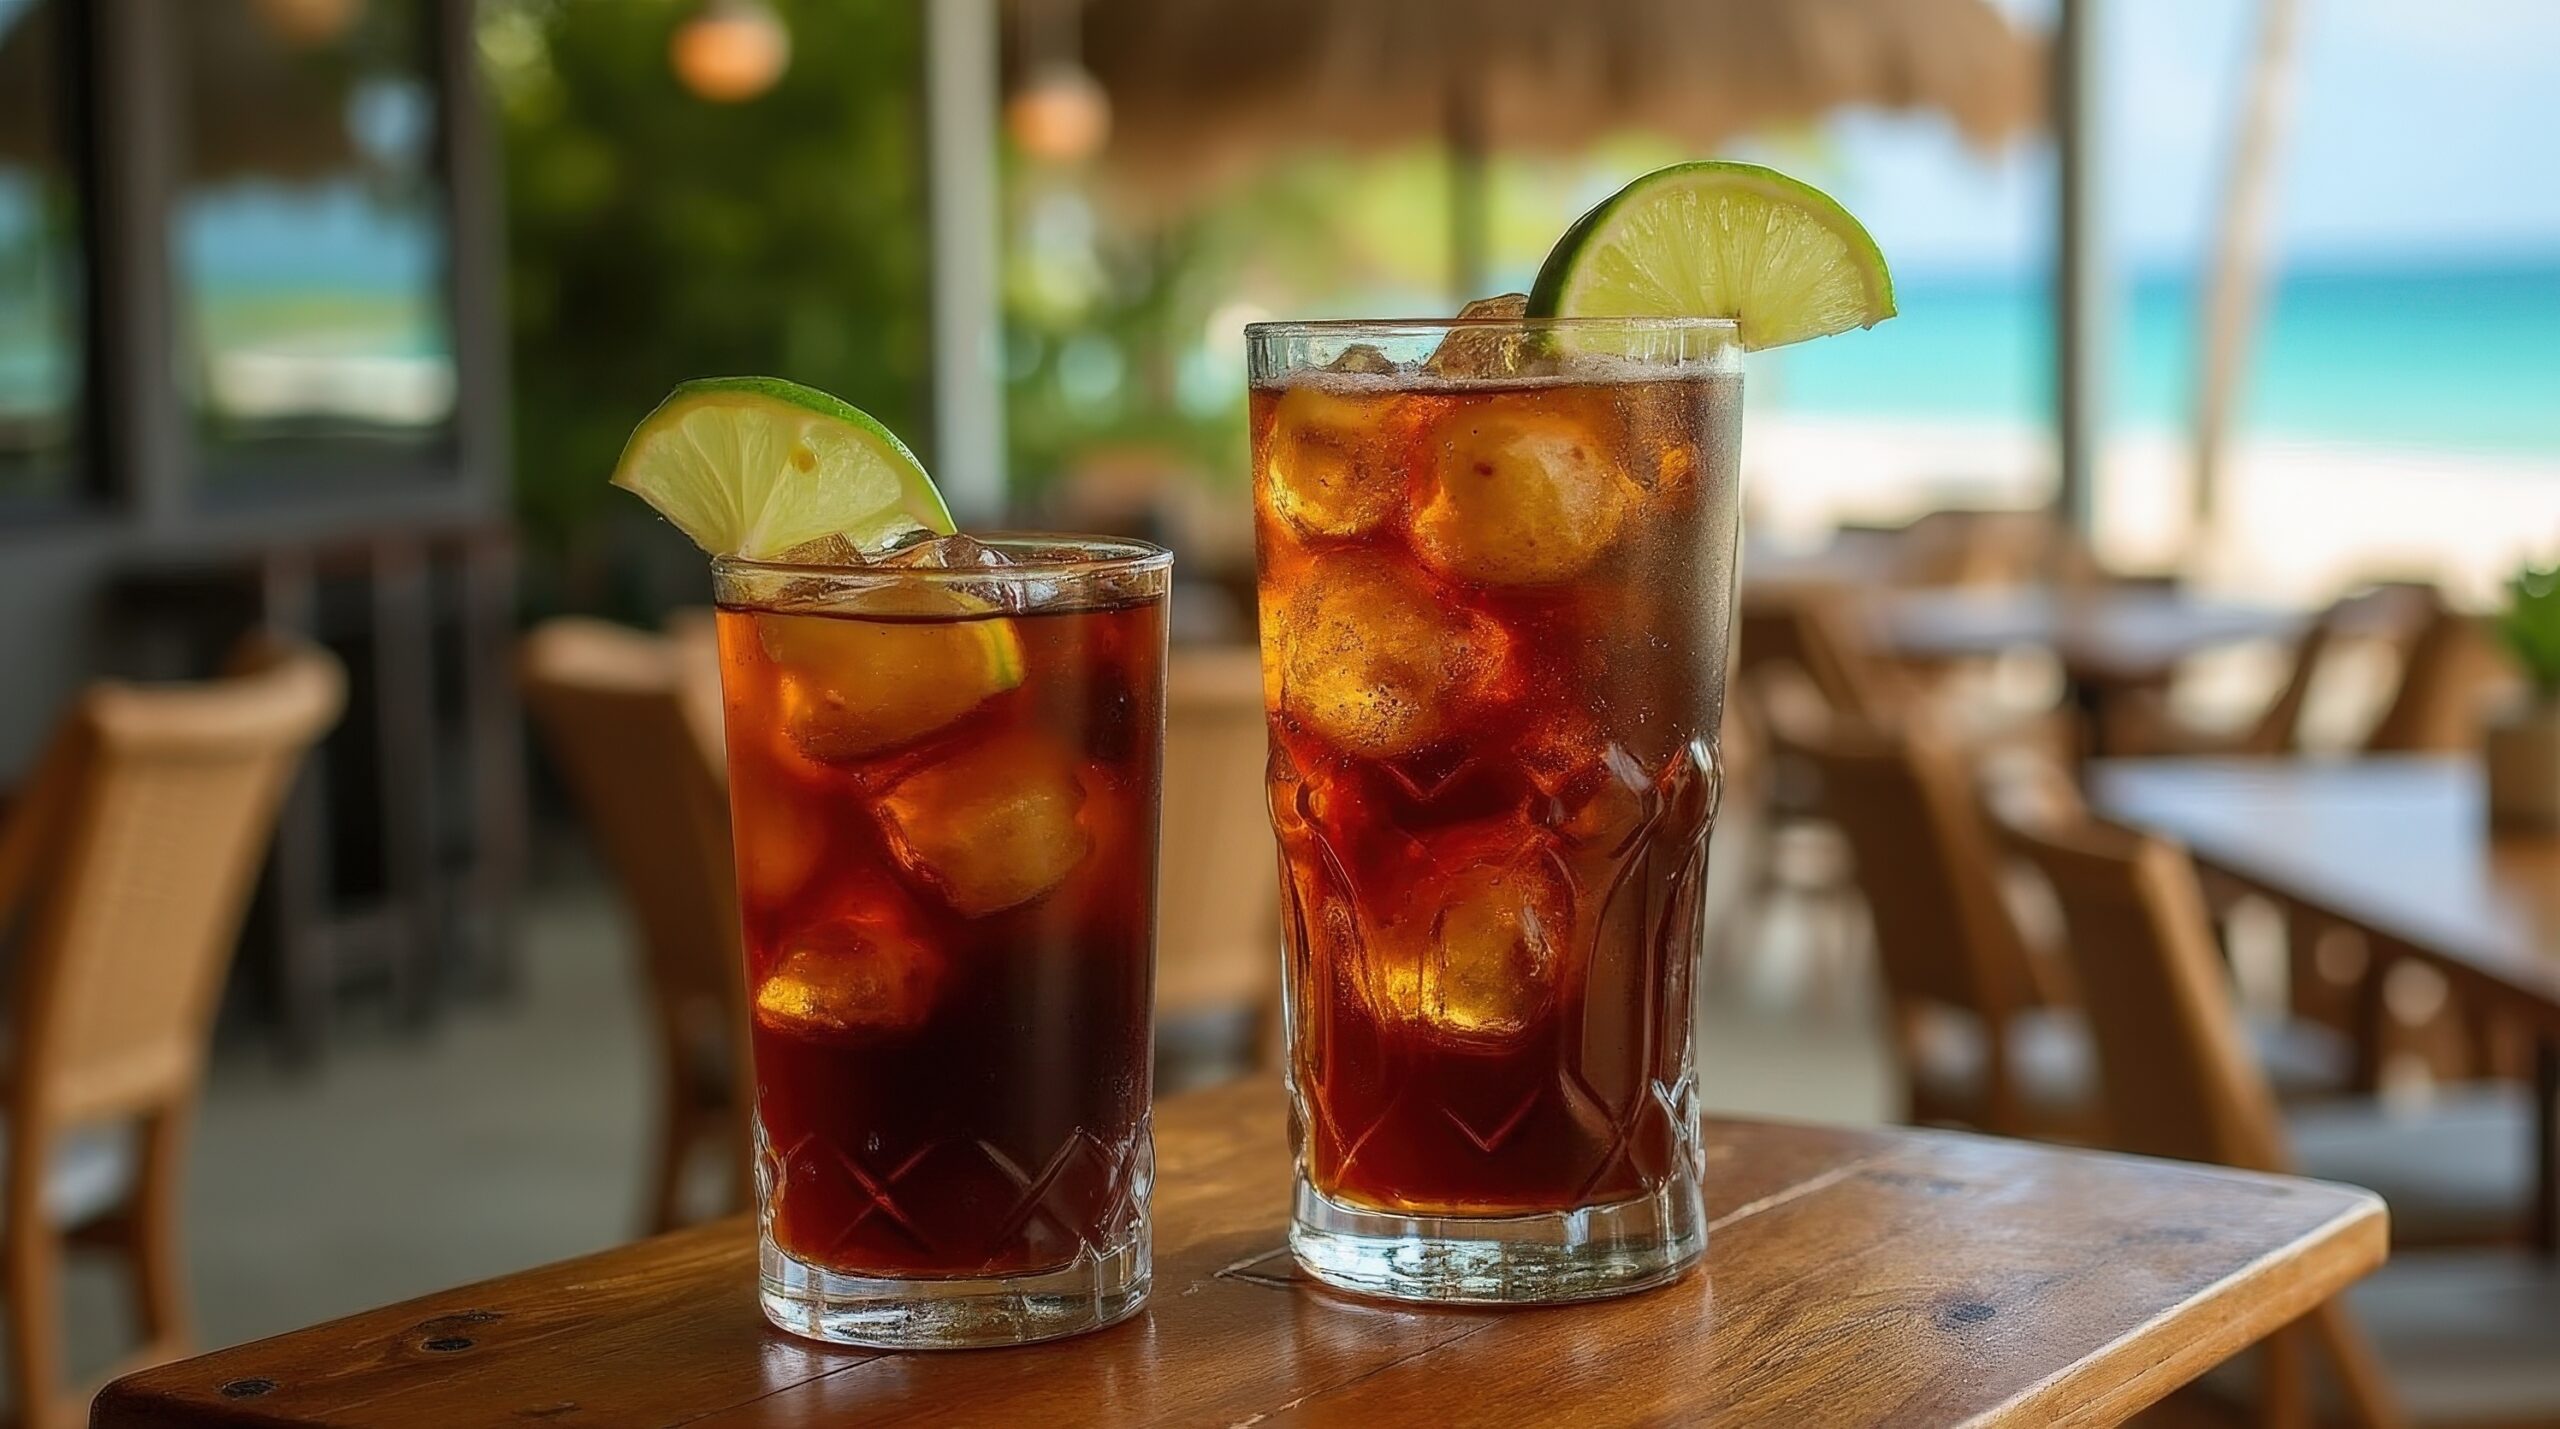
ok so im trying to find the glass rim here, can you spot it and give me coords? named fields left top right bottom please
left=710, top=531, right=1172, bottom=583
left=1245, top=315, right=1742, bottom=339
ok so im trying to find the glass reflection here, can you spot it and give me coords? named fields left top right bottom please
left=174, top=0, right=455, bottom=474
left=0, top=0, right=81, bottom=504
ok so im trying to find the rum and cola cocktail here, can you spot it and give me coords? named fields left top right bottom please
left=1249, top=317, right=1740, bottom=1302
left=712, top=535, right=1169, bottom=1346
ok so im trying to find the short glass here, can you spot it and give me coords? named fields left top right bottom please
left=711, top=535, right=1170, bottom=1347
left=1246, top=317, right=1741, bottom=1303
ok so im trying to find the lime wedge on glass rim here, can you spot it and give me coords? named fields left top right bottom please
left=613, top=376, right=1025, bottom=756
left=610, top=376, right=954, bottom=560
left=1528, top=161, right=1895, bottom=350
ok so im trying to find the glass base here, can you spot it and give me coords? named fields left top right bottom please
left=1290, top=1179, right=1705, bottom=1305
left=759, top=1235, right=1149, bottom=1349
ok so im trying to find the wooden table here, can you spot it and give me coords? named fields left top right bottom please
left=1873, top=587, right=2296, bottom=682
left=1873, top=588, right=2297, bottom=759
left=96, top=1083, right=2385, bottom=1427
left=2092, top=756, right=2560, bottom=1250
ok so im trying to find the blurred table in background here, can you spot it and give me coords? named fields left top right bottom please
left=1873, top=587, right=2296, bottom=682
left=1877, top=588, right=2297, bottom=758
left=1740, top=532, right=2298, bottom=759
left=95, top=1081, right=2384, bottom=1427
left=2093, top=757, right=2560, bottom=1252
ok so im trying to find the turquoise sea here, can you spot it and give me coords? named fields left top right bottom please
left=1767, top=259, right=2560, bottom=457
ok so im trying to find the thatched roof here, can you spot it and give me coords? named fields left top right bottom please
left=1025, top=0, right=2046, bottom=201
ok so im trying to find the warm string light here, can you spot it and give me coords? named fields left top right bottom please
left=671, top=0, right=792, bottom=104
left=1005, top=0, right=1110, bottom=163
left=1007, top=64, right=1112, bottom=163
left=251, top=0, right=363, bottom=47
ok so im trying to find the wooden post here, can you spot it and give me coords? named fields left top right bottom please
left=924, top=0, right=1008, bottom=522
left=2053, top=0, right=2109, bottom=541
left=2190, top=0, right=2304, bottom=530
left=88, top=0, right=186, bottom=527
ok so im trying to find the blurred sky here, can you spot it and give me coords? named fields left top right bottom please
left=1829, top=0, right=2560, bottom=276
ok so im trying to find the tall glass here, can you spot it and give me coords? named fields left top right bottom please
left=1246, top=318, right=1741, bottom=1303
left=711, top=536, right=1171, bottom=1347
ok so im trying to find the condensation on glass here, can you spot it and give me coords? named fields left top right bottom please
left=1247, top=316, right=1743, bottom=1304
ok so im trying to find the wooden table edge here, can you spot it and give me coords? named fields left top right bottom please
left=2089, top=761, right=2560, bottom=1037
left=84, top=1111, right=2398, bottom=1429
left=1972, top=1185, right=2389, bottom=1428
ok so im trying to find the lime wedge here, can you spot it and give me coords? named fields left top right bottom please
left=1528, top=161, right=1894, bottom=351
left=611, top=377, right=954, bottom=559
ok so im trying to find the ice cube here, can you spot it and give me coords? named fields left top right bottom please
left=1367, top=822, right=1572, bottom=1045
left=731, top=771, right=830, bottom=908
left=1269, top=554, right=1513, bottom=759
left=754, top=917, right=943, bottom=1040
left=1324, top=343, right=1398, bottom=376
left=773, top=533, right=871, bottom=566
left=1423, top=293, right=1531, bottom=379
left=1411, top=394, right=1638, bottom=585
left=875, top=532, right=1014, bottom=569
left=1261, top=384, right=1414, bottom=540
left=877, top=730, right=1092, bottom=916
left=760, top=597, right=1023, bottom=763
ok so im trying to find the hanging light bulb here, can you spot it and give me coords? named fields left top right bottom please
left=251, top=0, right=363, bottom=47
left=1006, top=62, right=1111, bottom=164
left=1005, top=0, right=1109, bottom=164
left=671, top=0, right=792, bottom=104
left=1008, top=64, right=1111, bottom=166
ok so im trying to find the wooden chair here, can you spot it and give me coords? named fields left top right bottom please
left=1735, top=584, right=1904, bottom=725
left=661, top=608, right=729, bottom=781
left=1157, top=645, right=1283, bottom=1079
left=2361, top=590, right=2500, bottom=756
left=1999, top=814, right=2560, bottom=1426
left=1769, top=706, right=2090, bottom=1137
left=2246, top=586, right=2513, bottom=1086
left=1720, top=589, right=1885, bottom=1006
left=519, top=619, right=749, bottom=1234
left=0, top=635, right=344, bottom=1429
left=2111, top=582, right=2444, bottom=760
left=1892, top=508, right=2055, bottom=589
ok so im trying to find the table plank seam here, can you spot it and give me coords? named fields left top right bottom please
left=1706, top=1152, right=1895, bottom=1235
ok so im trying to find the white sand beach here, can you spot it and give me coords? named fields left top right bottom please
left=1744, top=415, right=2560, bottom=605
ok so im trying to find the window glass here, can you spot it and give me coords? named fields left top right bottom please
left=0, top=0, right=83, bottom=505
left=173, top=0, right=455, bottom=479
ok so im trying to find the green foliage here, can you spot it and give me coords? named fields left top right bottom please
left=2499, top=559, right=2560, bottom=700
left=996, top=137, right=1701, bottom=507
left=481, top=0, right=928, bottom=580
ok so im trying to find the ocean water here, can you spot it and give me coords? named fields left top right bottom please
left=1767, top=260, right=2560, bottom=457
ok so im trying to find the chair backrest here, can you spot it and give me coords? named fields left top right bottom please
left=519, top=619, right=744, bottom=1087
left=1994, top=812, right=2289, bottom=1173
left=1893, top=509, right=2053, bottom=589
left=0, top=636, right=344, bottom=1129
left=1735, top=585, right=1898, bottom=725
left=2364, top=586, right=2495, bottom=754
left=2235, top=603, right=2348, bottom=756
left=1771, top=709, right=2045, bottom=1023
left=662, top=608, right=729, bottom=782
left=1157, top=645, right=1281, bottom=1034
left=2241, top=580, right=2463, bottom=756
